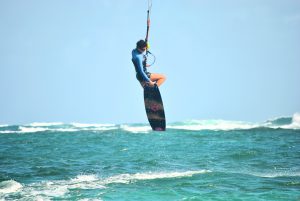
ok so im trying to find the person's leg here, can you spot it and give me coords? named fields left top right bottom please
left=150, top=73, right=166, bottom=87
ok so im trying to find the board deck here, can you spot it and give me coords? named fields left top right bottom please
left=143, top=85, right=166, bottom=131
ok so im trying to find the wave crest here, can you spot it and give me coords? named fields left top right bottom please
left=0, top=113, right=299, bottom=134
left=0, top=170, right=209, bottom=199
left=103, top=170, right=210, bottom=184
left=168, top=119, right=258, bottom=131
left=0, top=180, right=22, bottom=194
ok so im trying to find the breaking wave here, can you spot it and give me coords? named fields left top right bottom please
left=0, top=123, right=118, bottom=134
left=0, top=180, right=22, bottom=194
left=0, top=113, right=299, bottom=134
left=0, top=170, right=210, bottom=199
left=249, top=171, right=300, bottom=178
left=167, top=112, right=300, bottom=131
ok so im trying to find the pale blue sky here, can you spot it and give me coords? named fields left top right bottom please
left=0, top=0, right=299, bottom=124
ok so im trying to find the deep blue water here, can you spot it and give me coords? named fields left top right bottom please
left=0, top=116, right=299, bottom=200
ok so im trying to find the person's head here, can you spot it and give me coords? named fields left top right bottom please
left=136, top=40, right=147, bottom=53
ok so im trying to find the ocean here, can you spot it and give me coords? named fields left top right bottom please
left=0, top=114, right=299, bottom=201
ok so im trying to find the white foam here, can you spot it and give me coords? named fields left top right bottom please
left=2, top=170, right=210, bottom=198
left=0, top=125, right=116, bottom=134
left=249, top=171, right=300, bottom=178
left=19, top=126, right=48, bottom=133
left=28, top=122, right=64, bottom=127
left=0, top=130, right=18, bottom=134
left=18, top=175, right=104, bottom=199
left=70, top=123, right=118, bottom=131
left=71, top=174, right=98, bottom=182
left=32, top=196, right=51, bottom=201
left=90, top=126, right=118, bottom=131
left=29, top=184, right=69, bottom=197
left=0, top=180, right=22, bottom=194
left=42, top=174, right=105, bottom=191
left=168, top=120, right=258, bottom=131
left=71, top=123, right=115, bottom=128
left=103, top=170, right=211, bottom=184
left=265, top=113, right=300, bottom=129
left=120, top=125, right=151, bottom=133
left=293, top=112, right=300, bottom=123
left=54, top=128, right=79, bottom=132
left=0, top=124, right=8, bottom=127
left=280, top=112, right=300, bottom=129
left=0, top=128, right=78, bottom=134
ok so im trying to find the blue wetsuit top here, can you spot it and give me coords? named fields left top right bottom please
left=131, top=48, right=151, bottom=82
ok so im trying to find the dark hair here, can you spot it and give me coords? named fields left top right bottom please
left=136, top=40, right=147, bottom=49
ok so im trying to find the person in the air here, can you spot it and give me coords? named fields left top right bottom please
left=132, top=40, right=166, bottom=87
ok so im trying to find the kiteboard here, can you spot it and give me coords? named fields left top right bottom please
left=144, top=84, right=166, bottom=131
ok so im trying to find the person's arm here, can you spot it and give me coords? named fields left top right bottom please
left=136, top=56, right=151, bottom=82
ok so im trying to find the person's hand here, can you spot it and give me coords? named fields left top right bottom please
left=141, top=81, right=156, bottom=88
left=148, top=81, right=156, bottom=87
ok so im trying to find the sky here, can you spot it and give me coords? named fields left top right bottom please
left=0, top=0, right=299, bottom=124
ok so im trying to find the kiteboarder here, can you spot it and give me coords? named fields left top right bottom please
left=132, top=40, right=166, bottom=87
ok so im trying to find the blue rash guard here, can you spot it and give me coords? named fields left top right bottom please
left=132, top=48, right=151, bottom=82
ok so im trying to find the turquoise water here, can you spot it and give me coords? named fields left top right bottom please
left=0, top=115, right=300, bottom=200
